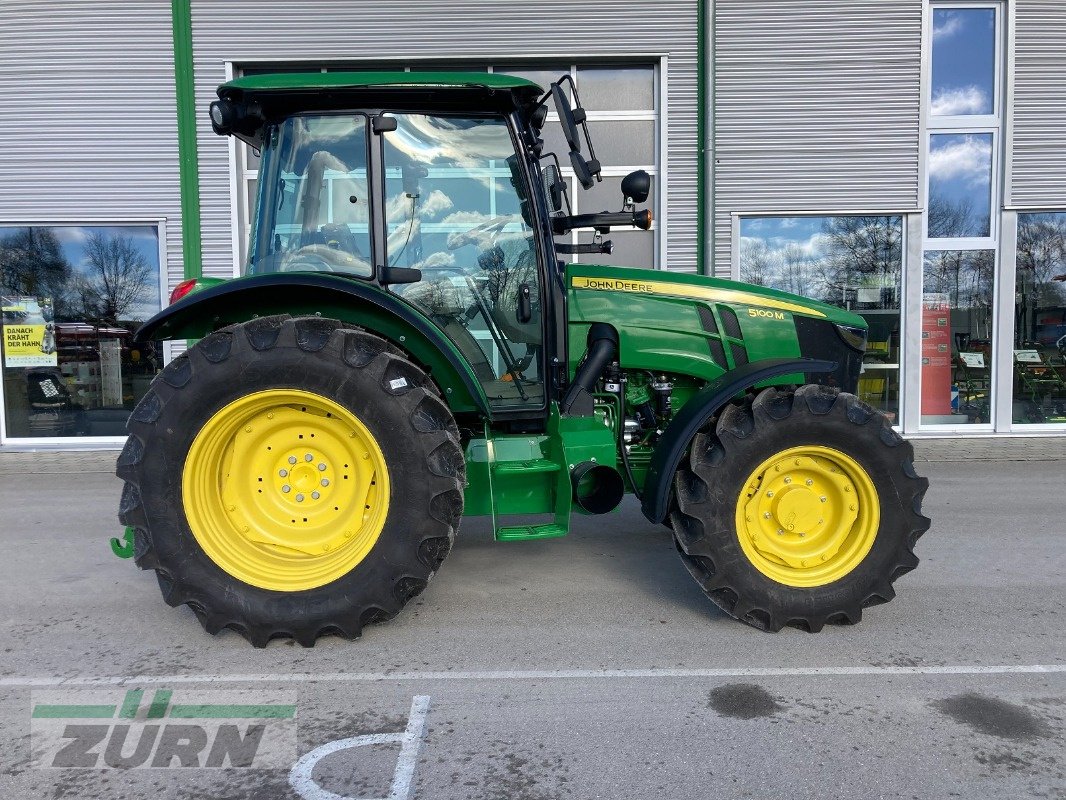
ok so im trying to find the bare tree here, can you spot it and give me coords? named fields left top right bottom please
left=0, top=227, right=72, bottom=313
left=76, top=232, right=153, bottom=324
left=739, top=238, right=776, bottom=287
left=819, top=216, right=902, bottom=308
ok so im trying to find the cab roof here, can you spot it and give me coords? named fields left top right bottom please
left=219, top=71, right=543, bottom=95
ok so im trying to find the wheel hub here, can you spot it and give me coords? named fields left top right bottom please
left=736, top=446, right=879, bottom=587
left=183, top=389, right=390, bottom=591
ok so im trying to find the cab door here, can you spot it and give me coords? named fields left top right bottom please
left=378, top=113, right=545, bottom=411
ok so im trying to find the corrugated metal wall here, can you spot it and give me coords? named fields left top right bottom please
left=0, top=1, right=181, bottom=293
left=713, top=1, right=923, bottom=276
left=1011, top=2, right=1066, bottom=209
left=189, top=1, right=699, bottom=275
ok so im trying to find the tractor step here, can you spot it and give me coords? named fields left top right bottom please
left=495, top=523, right=569, bottom=541
left=491, top=458, right=561, bottom=476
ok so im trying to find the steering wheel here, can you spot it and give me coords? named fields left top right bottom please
left=446, top=215, right=517, bottom=250
left=277, top=244, right=372, bottom=274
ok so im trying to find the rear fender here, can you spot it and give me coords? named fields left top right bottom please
left=135, top=272, right=490, bottom=416
left=640, top=358, right=836, bottom=524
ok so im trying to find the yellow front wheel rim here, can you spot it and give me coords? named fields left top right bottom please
left=182, top=389, right=390, bottom=592
left=735, top=445, right=879, bottom=588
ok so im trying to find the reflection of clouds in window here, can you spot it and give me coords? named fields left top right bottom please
left=932, top=10, right=962, bottom=41
left=389, top=116, right=514, bottom=167
left=928, top=134, right=991, bottom=188
left=739, top=217, right=903, bottom=307
left=931, top=85, right=989, bottom=116
left=385, top=189, right=452, bottom=223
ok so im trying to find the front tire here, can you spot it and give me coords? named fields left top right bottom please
left=671, top=385, right=930, bottom=632
left=117, top=315, right=465, bottom=647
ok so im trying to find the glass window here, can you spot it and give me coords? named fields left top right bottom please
left=578, top=66, right=654, bottom=111
left=930, top=8, right=996, bottom=117
left=1, top=225, right=162, bottom=439
left=383, top=114, right=544, bottom=409
left=928, top=133, right=993, bottom=239
left=1013, top=212, right=1066, bottom=423
left=247, top=115, right=372, bottom=277
left=922, top=250, right=996, bottom=424
left=738, top=216, right=903, bottom=420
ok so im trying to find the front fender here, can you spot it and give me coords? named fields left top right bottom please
left=136, top=272, right=491, bottom=417
left=640, top=358, right=836, bottom=524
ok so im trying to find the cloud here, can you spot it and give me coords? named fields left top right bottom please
left=931, top=86, right=989, bottom=116
left=933, top=12, right=962, bottom=41
left=928, top=136, right=992, bottom=187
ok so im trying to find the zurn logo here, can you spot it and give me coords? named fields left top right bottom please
left=31, top=689, right=296, bottom=769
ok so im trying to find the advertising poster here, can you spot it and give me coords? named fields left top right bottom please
left=1, top=295, right=58, bottom=368
left=921, top=292, right=952, bottom=415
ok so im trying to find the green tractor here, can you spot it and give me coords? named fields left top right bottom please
left=116, top=71, right=929, bottom=646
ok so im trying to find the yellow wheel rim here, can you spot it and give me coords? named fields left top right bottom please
left=734, top=445, right=879, bottom=588
left=182, top=389, right=390, bottom=592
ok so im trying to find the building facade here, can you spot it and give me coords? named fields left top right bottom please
left=0, top=0, right=1063, bottom=447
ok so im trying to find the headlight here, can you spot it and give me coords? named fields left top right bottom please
left=835, top=324, right=868, bottom=352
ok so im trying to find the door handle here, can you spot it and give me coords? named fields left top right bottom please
left=517, top=283, right=532, bottom=324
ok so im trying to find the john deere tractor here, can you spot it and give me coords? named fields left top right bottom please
left=116, top=71, right=929, bottom=646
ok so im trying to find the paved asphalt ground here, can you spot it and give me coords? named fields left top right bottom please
left=0, top=451, right=1063, bottom=799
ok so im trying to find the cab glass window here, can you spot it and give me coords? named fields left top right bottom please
left=247, top=115, right=372, bottom=277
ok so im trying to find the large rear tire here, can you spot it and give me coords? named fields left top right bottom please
left=671, top=385, right=930, bottom=632
left=117, top=315, right=464, bottom=647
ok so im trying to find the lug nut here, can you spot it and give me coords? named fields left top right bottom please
left=295, top=494, right=305, bottom=502
left=784, top=476, right=792, bottom=484
left=305, top=453, right=314, bottom=462
left=282, top=485, right=291, bottom=493
left=820, top=496, right=827, bottom=503
left=279, top=469, right=288, bottom=477
left=766, top=490, right=774, bottom=498
left=763, top=512, right=771, bottom=519
left=777, top=529, right=784, bottom=536
left=311, top=491, right=320, bottom=500
left=288, top=456, right=297, bottom=465
left=321, top=478, right=330, bottom=487
left=806, top=479, right=813, bottom=486
left=318, top=462, right=327, bottom=471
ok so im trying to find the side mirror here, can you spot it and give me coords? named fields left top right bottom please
left=570, top=151, right=600, bottom=191
left=621, top=170, right=651, bottom=205
left=552, top=83, right=583, bottom=153
left=543, top=164, right=565, bottom=213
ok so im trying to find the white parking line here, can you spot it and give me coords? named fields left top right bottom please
left=0, top=664, right=1063, bottom=687
left=288, top=695, right=430, bottom=800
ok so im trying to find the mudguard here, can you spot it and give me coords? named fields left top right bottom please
left=640, top=357, right=837, bottom=524
left=135, top=272, right=491, bottom=417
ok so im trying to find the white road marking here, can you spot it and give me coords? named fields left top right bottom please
left=288, top=695, right=430, bottom=800
left=0, top=664, right=1063, bottom=687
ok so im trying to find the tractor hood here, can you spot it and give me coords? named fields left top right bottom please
left=565, top=263, right=868, bottom=389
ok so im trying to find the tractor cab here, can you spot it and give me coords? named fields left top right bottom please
left=208, top=71, right=651, bottom=413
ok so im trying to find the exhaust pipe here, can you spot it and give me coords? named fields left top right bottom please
left=571, top=461, right=625, bottom=514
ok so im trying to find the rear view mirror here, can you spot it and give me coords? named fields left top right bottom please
left=543, top=164, right=565, bottom=212
left=621, top=169, right=651, bottom=205
left=552, top=83, right=583, bottom=153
